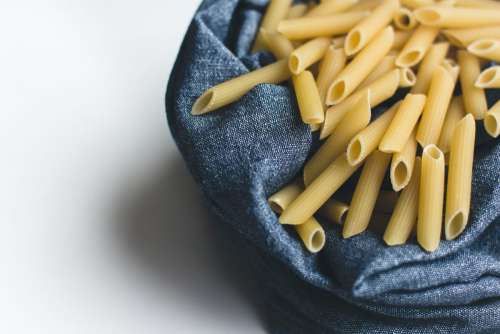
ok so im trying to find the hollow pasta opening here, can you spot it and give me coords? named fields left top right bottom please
left=424, top=145, right=442, bottom=160
left=446, top=211, right=466, bottom=240
left=415, top=9, right=441, bottom=24
left=330, top=80, right=346, bottom=103
left=403, top=68, right=416, bottom=84
left=398, top=50, right=421, bottom=66
left=393, top=161, right=409, bottom=190
left=484, top=113, right=499, bottom=137
left=346, top=30, right=362, bottom=55
left=348, top=138, right=363, bottom=164
left=310, top=229, right=325, bottom=252
left=338, top=207, right=349, bottom=225
left=289, top=55, right=301, bottom=74
left=470, top=40, right=495, bottom=52
left=192, top=90, right=214, bottom=115
left=268, top=201, right=284, bottom=214
left=477, top=67, right=499, bottom=86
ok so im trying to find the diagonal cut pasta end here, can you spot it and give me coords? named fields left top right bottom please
left=192, top=89, right=215, bottom=115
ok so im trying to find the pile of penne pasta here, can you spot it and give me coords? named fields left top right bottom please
left=192, top=0, right=500, bottom=253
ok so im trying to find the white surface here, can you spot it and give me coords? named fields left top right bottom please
left=0, top=1, right=264, bottom=333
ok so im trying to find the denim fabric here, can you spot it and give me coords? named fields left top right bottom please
left=165, top=0, right=500, bottom=332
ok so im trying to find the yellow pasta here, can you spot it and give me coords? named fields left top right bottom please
left=279, top=153, right=362, bottom=226
left=455, top=0, right=500, bottom=9
left=253, top=0, right=293, bottom=52
left=343, top=150, right=392, bottom=238
left=260, top=29, right=294, bottom=59
left=467, top=39, right=500, bottom=62
left=437, top=97, right=466, bottom=153
left=328, top=26, right=395, bottom=105
left=411, top=42, right=450, bottom=94
left=484, top=100, right=500, bottom=138
left=399, top=67, right=417, bottom=87
left=349, top=0, right=383, bottom=12
left=321, top=69, right=400, bottom=139
left=457, top=51, right=488, bottom=120
left=304, top=91, right=371, bottom=186
left=445, top=114, right=476, bottom=240
left=374, top=190, right=399, bottom=213
left=332, top=36, right=346, bottom=48
left=347, top=101, right=400, bottom=165
left=277, top=11, right=369, bottom=40
left=390, top=129, right=418, bottom=191
left=396, top=25, right=440, bottom=67
left=393, top=30, right=413, bottom=50
left=345, top=0, right=400, bottom=55
left=292, top=71, right=325, bottom=124
left=287, top=3, right=309, bottom=19
left=380, top=94, right=426, bottom=153
left=442, top=26, right=500, bottom=47
left=394, top=7, right=418, bottom=30
left=192, top=59, right=291, bottom=115
left=384, top=157, right=422, bottom=245
left=417, top=145, right=445, bottom=252
left=416, top=65, right=458, bottom=146
left=319, top=199, right=350, bottom=224
left=475, top=66, right=500, bottom=88
left=359, top=54, right=396, bottom=89
left=316, top=47, right=347, bottom=105
left=414, top=6, right=500, bottom=28
left=307, top=0, right=358, bottom=17
left=401, top=0, right=435, bottom=9
left=289, top=37, right=331, bottom=74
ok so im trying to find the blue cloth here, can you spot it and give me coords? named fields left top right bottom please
left=165, top=0, right=500, bottom=332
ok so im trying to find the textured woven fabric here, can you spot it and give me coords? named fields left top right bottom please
left=165, top=0, right=500, bottom=332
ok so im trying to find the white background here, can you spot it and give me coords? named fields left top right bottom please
left=0, top=1, right=264, bottom=333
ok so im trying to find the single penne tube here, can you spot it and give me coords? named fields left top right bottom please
left=410, top=42, right=450, bottom=94
left=392, top=30, right=413, bottom=50
left=348, top=0, right=383, bottom=12
left=442, top=26, right=500, bottom=47
left=417, top=144, right=445, bottom=252
left=260, top=29, right=294, bottom=59
left=457, top=51, right=488, bottom=120
left=399, top=67, right=417, bottom=87
left=467, top=39, right=500, bottom=62
left=475, top=66, right=500, bottom=88
left=192, top=59, right=291, bottom=115
left=304, top=91, right=371, bottom=186
left=268, top=183, right=326, bottom=253
left=380, top=94, right=426, bottom=153
left=328, top=26, right=395, bottom=105
left=343, top=150, right=392, bottom=238
left=374, top=190, right=399, bottom=213
left=437, top=96, right=466, bottom=153
left=253, top=0, right=293, bottom=52
left=416, top=65, right=457, bottom=146
left=321, top=69, right=400, bottom=139
left=277, top=11, right=369, bottom=40
left=390, top=129, right=418, bottom=191
left=454, top=0, right=500, bottom=9
left=344, top=0, right=399, bottom=55
left=292, top=71, right=325, bottom=124
left=384, top=157, right=422, bottom=245
left=401, top=0, right=434, bottom=9
left=394, top=7, right=418, bottom=30
left=306, top=0, right=358, bottom=17
left=484, top=100, right=500, bottom=138
left=287, top=3, right=309, bottom=19
left=289, top=37, right=331, bottom=74
left=445, top=114, right=476, bottom=240
left=316, top=46, right=347, bottom=105
left=347, top=101, right=400, bottom=165
left=319, top=199, right=350, bottom=224
left=358, top=54, right=396, bottom=89
left=279, top=153, right=362, bottom=226
left=396, top=25, right=439, bottom=68
left=414, top=6, right=500, bottom=28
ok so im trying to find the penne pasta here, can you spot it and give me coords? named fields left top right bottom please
left=277, top=11, right=369, bottom=40
left=442, top=26, right=500, bottom=47
left=316, top=46, right=347, bottom=106
left=457, top=51, right=488, bottom=120
left=417, top=145, right=445, bottom=252
left=484, top=100, right=500, bottom=138
left=319, top=199, right=350, bottom=224
left=343, top=150, right=392, bottom=238
left=380, top=94, right=426, bottom=153
left=401, top=0, right=435, bottom=9
left=279, top=153, right=362, bottom=226
left=192, top=59, right=291, bottom=115
left=399, top=67, right=417, bottom=87
left=304, top=91, right=371, bottom=186
left=374, top=190, right=399, bottom=214
left=287, top=3, right=309, bottom=19
left=349, top=0, right=383, bottom=12
left=321, top=69, right=400, bottom=139
left=359, top=54, right=396, bottom=89
left=414, top=6, right=500, bottom=28
left=347, top=101, right=400, bottom=165
left=328, top=26, right=395, bottom=105
left=292, top=71, right=325, bottom=124
left=384, top=157, right=422, bottom=245
left=289, top=37, right=331, bottom=74
left=475, top=66, right=500, bottom=88
left=253, top=0, right=293, bottom=52
left=445, top=114, right=476, bottom=240
left=390, top=129, right=418, bottom=191
left=268, top=182, right=302, bottom=214
left=416, top=65, right=458, bottom=146
left=392, top=30, right=413, bottom=50
left=437, top=97, right=466, bottom=153
left=345, top=0, right=400, bottom=56
left=260, top=29, right=294, bottom=59
left=454, top=0, right=500, bottom=9
left=467, top=39, right=500, bottom=62
left=394, top=7, right=418, bottom=30
left=396, top=25, right=440, bottom=67
left=306, top=0, right=358, bottom=17
left=411, top=42, right=450, bottom=94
